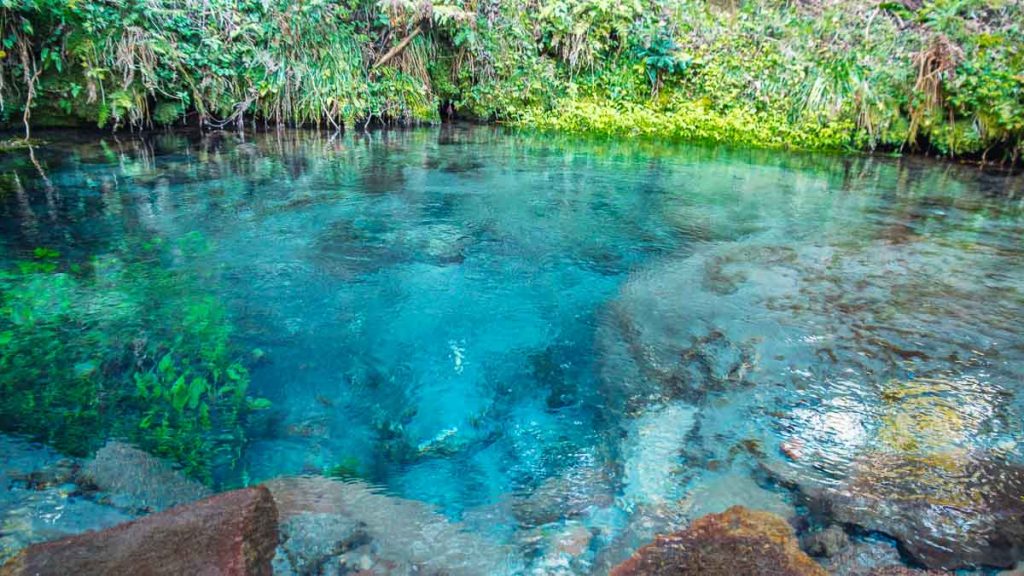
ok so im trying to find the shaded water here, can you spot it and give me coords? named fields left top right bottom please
left=1, top=127, right=1023, bottom=573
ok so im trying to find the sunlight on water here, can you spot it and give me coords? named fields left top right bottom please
left=0, top=127, right=1022, bottom=573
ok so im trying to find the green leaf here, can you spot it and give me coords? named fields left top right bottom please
left=187, top=376, right=207, bottom=410
left=247, top=397, right=272, bottom=410
left=226, top=362, right=245, bottom=382
left=170, top=375, right=187, bottom=411
left=134, top=373, right=150, bottom=398
left=33, top=247, right=59, bottom=259
left=158, top=353, right=174, bottom=376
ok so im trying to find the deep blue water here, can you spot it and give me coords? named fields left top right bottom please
left=1, top=127, right=1023, bottom=573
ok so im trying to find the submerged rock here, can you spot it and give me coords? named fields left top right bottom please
left=609, top=506, right=827, bottom=576
left=0, top=485, right=133, bottom=563
left=77, top=441, right=211, bottom=513
left=276, top=512, right=370, bottom=575
left=681, top=469, right=796, bottom=521
left=820, top=540, right=904, bottom=576
left=518, top=521, right=597, bottom=575
left=621, top=402, right=698, bottom=509
left=599, top=301, right=758, bottom=413
left=309, top=220, right=410, bottom=279
left=513, top=465, right=615, bottom=527
left=597, top=245, right=797, bottom=415
left=264, top=476, right=514, bottom=575
left=787, top=452, right=1024, bottom=570
left=0, top=436, right=132, bottom=562
left=801, top=524, right=850, bottom=558
left=1, top=486, right=278, bottom=576
left=867, top=567, right=951, bottom=576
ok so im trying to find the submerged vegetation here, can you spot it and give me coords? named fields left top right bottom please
left=0, top=0, right=1019, bottom=158
left=0, top=228, right=269, bottom=484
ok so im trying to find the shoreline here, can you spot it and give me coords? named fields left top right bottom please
left=2, top=123, right=1022, bottom=177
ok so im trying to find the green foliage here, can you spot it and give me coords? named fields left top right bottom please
left=0, top=238, right=271, bottom=484
left=0, top=0, right=1021, bottom=157
left=635, top=33, right=691, bottom=93
left=520, top=0, right=1024, bottom=156
left=520, top=98, right=857, bottom=151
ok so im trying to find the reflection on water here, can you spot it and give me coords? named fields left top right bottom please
left=0, top=127, right=1022, bottom=572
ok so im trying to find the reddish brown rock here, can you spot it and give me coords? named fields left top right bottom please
left=1, top=486, right=278, bottom=576
left=610, top=505, right=827, bottom=576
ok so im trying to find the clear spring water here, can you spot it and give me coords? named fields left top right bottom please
left=1, top=127, right=1023, bottom=572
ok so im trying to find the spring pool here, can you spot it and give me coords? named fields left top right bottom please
left=1, top=127, right=1022, bottom=573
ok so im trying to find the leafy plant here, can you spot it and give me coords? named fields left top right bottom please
left=635, top=32, right=691, bottom=95
left=0, top=239, right=271, bottom=485
left=0, top=0, right=1020, bottom=158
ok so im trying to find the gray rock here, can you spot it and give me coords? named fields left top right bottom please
left=822, top=540, right=904, bottom=576
left=0, top=436, right=65, bottom=496
left=801, top=525, right=850, bottom=558
left=265, top=476, right=515, bottom=575
left=0, top=487, right=132, bottom=563
left=0, top=436, right=133, bottom=563
left=786, top=452, right=1024, bottom=570
left=78, top=441, right=211, bottom=513
left=277, top=512, right=370, bottom=575
left=513, top=466, right=615, bottom=527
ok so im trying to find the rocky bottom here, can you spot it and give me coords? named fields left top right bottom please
left=4, top=435, right=1022, bottom=575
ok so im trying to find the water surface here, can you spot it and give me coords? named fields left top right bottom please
left=1, top=127, right=1022, bottom=573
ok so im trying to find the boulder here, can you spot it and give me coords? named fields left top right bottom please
left=805, top=452, right=1024, bottom=570
left=264, top=476, right=513, bottom=575
left=801, top=525, right=850, bottom=558
left=821, top=540, right=906, bottom=576
left=78, top=441, right=211, bottom=513
left=609, top=506, right=827, bottom=576
left=1, top=486, right=278, bottom=576
left=275, top=512, right=370, bottom=575
left=513, top=465, right=615, bottom=527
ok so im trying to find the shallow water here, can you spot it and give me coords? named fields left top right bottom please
left=1, top=127, right=1023, bottom=573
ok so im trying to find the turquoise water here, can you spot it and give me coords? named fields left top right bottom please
left=1, top=127, right=1023, bottom=572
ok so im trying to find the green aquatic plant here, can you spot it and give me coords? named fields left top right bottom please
left=326, top=456, right=364, bottom=480
left=0, top=238, right=271, bottom=484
